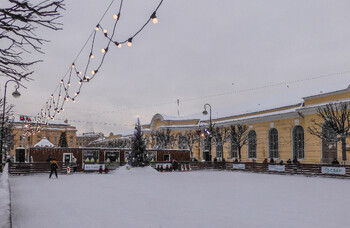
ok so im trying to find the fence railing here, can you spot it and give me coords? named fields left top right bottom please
left=8, top=162, right=119, bottom=175
left=151, top=161, right=350, bottom=178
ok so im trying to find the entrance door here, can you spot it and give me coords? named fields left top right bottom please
left=203, top=151, right=211, bottom=161
left=63, top=153, right=72, bottom=163
left=163, top=154, right=170, bottom=162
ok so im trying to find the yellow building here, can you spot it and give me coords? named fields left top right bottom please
left=90, top=84, right=350, bottom=164
left=145, top=84, right=350, bottom=164
left=10, top=118, right=77, bottom=157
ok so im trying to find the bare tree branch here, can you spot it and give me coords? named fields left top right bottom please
left=0, top=0, right=65, bottom=80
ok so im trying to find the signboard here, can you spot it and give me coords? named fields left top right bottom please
left=156, top=163, right=172, bottom=169
left=268, top=165, right=285, bottom=172
left=84, top=164, right=105, bottom=171
left=321, top=167, right=346, bottom=175
left=233, top=164, right=245, bottom=170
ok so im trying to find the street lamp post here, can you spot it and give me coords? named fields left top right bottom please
left=202, top=103, right=212, bottom=161
left=0, top=80, right=25, bottom=172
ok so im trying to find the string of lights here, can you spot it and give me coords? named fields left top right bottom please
left=35, top=0, right=164, bottom=128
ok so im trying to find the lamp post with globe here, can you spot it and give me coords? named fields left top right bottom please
left=0, top=80, right=26, bottom=172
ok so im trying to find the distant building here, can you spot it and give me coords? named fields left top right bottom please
left=10, top=118, right=77, bottom=157
left=93, top=84, right=350, bottom=164
left=76, top=132, right=104, bottom=147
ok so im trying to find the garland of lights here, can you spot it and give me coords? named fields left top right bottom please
left=35, top=0, right=163, bottom=128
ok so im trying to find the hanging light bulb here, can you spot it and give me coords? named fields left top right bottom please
left=127, top=38, right=133, bottom=47
left=72, top=98, right=76, bottom=103
left=91, top=70, right=98, bottom=75
left=50, top=94, right=53, bottom=98
left=59, top=94, right=62, bottom=99
left=74, top=92, right=79, bottom=96
left=102, top=47, right=108, bottom=53
left=72, top=63, right=75, bottom=68
left=61, top=108, right=64, bottom=111
left=113, top=13, right=119, bottom=20
left=60, top=80, right=64, bottom=84
left=78, top=79, right=83, bottom=85
left=85, top=76, right=90, bottom=82
left=114, top=42, right=122, bottom=48
left=151, top=12, right=158, bottom=24
left=57, top=111, right=60, bottom=115
left=90, top=53, right=94, bottom=59
left=65, top=96, right=69, bottom=101
left=95, top=24, right=100, bottom=31
left=103, top=29, right=107, bottom=35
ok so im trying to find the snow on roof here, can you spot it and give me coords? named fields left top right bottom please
left=34, top=138, right=54, bottom=147
left=163, top=81, right=350, bottom=122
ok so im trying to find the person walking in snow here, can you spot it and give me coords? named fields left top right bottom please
left=49, top=159, right=60, bottom=179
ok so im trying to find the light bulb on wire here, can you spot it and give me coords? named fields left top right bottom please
left=114, top=42, right=122, bottom=48
left=151, top=12, right=158, bottom=24
left=127, top=38, right=133, bottom=47
left=90, top=53, right=94, bottom=59
left=95, top=24, right=99, bottom=31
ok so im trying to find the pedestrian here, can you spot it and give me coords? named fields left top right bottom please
left=263, top=158, right=268, bottom=163
left=46, top=155, right=52, bottom=163
left=49, top=159, right=59, bottom=179
left=270, top=158, right=275, bottom=164
left=332, top=158, right=340, bottom=165
left=287, top=159, right=292, bottom=164
left=279, top=160, right=284, bottom=165
left=72, top=156, right=78, bottom=172
left=292, top=156, right=299, bottom=164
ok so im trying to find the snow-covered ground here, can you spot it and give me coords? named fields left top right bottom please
left=0, top=164, right=11, bottom=228
left=9, top=167, right=350, bottom=228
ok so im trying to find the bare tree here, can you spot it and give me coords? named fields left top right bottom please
left=0, top=0, right=65, bottom=80
left=177, top=131, right=200, bottom=157
left=308, top=102, right=350, bottom=161
left=213, top=127, right=231, bottom=159
left=0, top=99, right=14, bottom=159
left=230, top=124, right=249, bottom=161
left=152, top=128, right=175, bottom=149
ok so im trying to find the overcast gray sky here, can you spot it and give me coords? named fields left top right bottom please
left=2, top=0, right=350, bottom=135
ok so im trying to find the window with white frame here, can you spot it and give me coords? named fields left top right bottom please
left=293, top=126, right=304, bottom=159
left=248, top=130, right=257, bottom=158
left=268, top=128, right=278, bottom=159
left=215, top=133, right=223, bottom=158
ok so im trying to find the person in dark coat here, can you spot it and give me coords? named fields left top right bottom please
left=49, top=159, right=59, bottom=179
left=287, top=159, right=292, bottom=164
left=332, top=158, right=340, bottom=165
left=269, top=158, right=275, bottom=164
left=292, top=156, right=299, bottom=164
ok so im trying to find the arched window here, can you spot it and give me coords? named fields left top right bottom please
left=215, top=133, right=223, bottom=158
left=321, top=123, right=337, bottom=163
left=178, top=135, right=188, bottom=149
left=230, top=137, right=238, bottom=158
left=293, top=126, right=304, bottom=159
left=248, top=130, right=257, bottom=158
left=268, top=128, right=278, bottom=158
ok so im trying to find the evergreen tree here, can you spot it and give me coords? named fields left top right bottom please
left=128, top=119, right=150, bottom=167
left=58, top=131, right=68, bottom=147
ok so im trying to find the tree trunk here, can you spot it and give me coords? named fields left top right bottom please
left=341, top=134, right=347, bottom=161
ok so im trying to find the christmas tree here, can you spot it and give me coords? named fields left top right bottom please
left=128, top=118, right=150, bottom=167
left=58, top=131, right=68, bottom=147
